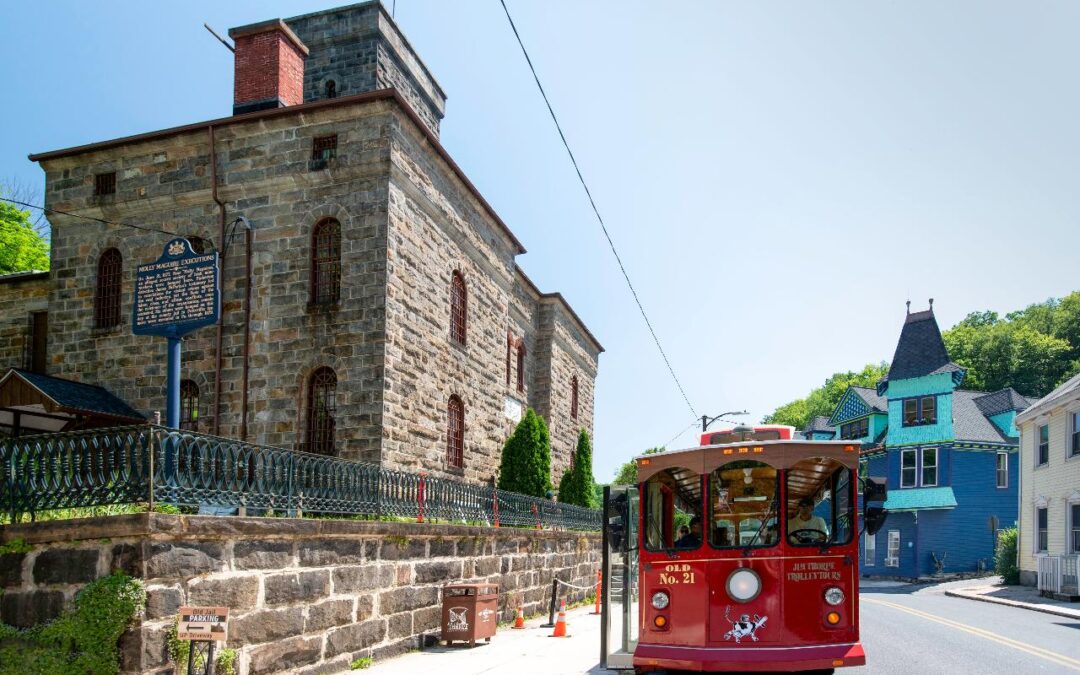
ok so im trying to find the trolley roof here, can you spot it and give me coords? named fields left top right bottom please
left=635, top=439, right=859, bottom=483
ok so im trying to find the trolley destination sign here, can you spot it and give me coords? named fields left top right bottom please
left=133, top=238, right=220, bottom=337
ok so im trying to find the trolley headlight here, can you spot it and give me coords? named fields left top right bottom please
left=824, top=587, right=845, bottom=606
left=725, top=568, right=762, bottom=603
left=650, top=591, right=670, bottom=610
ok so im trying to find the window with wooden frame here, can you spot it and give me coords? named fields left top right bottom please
left=516, top=341, right=526, bottom=393
left=996, top=451, right=1008, bottom=488
left=310, top=218, right=341, bottom=305
left=1038, top=424, right=1049, bottom=466
left=1071, top=411, right=1080, bottom=458
left=28, top=311, right=47, bottom=374
left=179, top=380, right=199, bottom=431
left=450, top=271, right=467, bottom=345
left=902, top=396, right=937, bottom=427
left=447, top=395, right=464, bottom=469
left=312, top=134, right=338, bottom=161
left=94, top=248, right=123, bottom=328
left=900, top=448, right=917, bottom=488
left=885, top=530, right=900, bottom=567
left=306, top=368, right=337, bottom=456
left=921, top=447, right=938, bottom=486
left=94, top=172, right=116, bottom=196
left=571, top=375, right=579, bottom=420
left=841, top=418, right=869, bottom=440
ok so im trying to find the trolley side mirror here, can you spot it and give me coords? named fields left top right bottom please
left=606, top=491, right=628, bottom=551
left=862, top=476, right=888, bottom=537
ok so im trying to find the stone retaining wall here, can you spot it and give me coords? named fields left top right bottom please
left=0, top=513, right=601, bottom=674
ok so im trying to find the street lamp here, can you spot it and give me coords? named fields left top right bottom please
left=701, top=410, right=749, bottom=433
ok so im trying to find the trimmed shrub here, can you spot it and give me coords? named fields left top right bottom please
left=995, top=527, right=1019, bottom=584
left=559, top=429, right=597, bottom=508
left=498, top=408, right=552, bottom=498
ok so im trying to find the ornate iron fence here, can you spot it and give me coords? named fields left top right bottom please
left=0, top=426, right=600, bottom=530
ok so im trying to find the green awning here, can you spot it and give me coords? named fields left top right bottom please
left=883, top=487, right=957, bottom=512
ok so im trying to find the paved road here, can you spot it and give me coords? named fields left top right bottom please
left=368, top=579, right=1080, bottom=674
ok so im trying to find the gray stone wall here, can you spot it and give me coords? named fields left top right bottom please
left=0, top=273, right=48, bottom=371
left=286, top=1, right=446, bottom=137
left=0, top=514, right=600, bottom=675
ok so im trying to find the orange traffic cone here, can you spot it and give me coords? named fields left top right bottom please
left=512, top=606, right=525, bottom=629
left=550, top=599, right=570, bottom=638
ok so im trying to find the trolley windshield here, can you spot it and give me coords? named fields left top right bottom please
left=785, top=456, right=854, bottom=547
left=709, top=460, right=779, bottom=549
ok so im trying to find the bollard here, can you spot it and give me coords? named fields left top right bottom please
left=540, top=578, right=559, bottom=627
left=592, top=569, right=602, bottom=615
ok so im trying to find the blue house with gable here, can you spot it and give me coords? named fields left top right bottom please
left=809, top=302, right=1031, bottom=578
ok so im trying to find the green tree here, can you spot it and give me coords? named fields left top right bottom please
left=612, top=446, right=665, bottom=486
left=559, top=429, right=597, bottom=508
left=497, top=408, right=551, bottom=498
left=0, top=199, right=49, bottom=273
left=763, top=362, right=889, bottom=429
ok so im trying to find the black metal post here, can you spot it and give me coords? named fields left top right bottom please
left=541, top=578, right=558, bottom=627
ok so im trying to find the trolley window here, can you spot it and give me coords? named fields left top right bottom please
left=643, top=467, right=703, bottom=551
left=785, top=457, right=854, bottom=547
left=709, top=460, right=780, bottom=549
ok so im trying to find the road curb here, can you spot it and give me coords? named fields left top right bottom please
left=944, top=589, right=1080, bottom=620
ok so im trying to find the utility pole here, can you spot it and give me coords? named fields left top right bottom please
left=701, top=410, right=749, bottom=433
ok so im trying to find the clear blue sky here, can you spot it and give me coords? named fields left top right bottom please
left=2, top=1, right=1078, bottom=482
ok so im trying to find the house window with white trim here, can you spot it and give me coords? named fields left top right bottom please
left=921, top=447, right=938, bottom=487
left=1071, top=502, right=1080, bottom=554
left=1037, top=424, right=1049, bottom=466
left=1070, top=411, right=1080, bottom=458
left=885, top=530, right=900, bottom=567
left=901, top=448, right=917, bottom=488
left=996, top=451, right=1008, bottom=488
left=1036, top=507, right=1048, bottom=553
left=864, top=532, right=876, bottom=566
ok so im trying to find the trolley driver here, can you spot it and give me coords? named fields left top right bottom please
left=787, top=497, right=829, bottom=543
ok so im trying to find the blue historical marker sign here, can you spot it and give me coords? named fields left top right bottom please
left=133, top=238, right=220, bottom=337
left=132, top=238, right=221, bottom=435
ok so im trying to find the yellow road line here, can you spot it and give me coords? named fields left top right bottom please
left=864, top=598, right=1080, bottom=671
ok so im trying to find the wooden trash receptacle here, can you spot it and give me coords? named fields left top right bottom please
left=441, top=583, right=499, bottom=647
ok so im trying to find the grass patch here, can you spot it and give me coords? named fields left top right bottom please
left=350, top=656, right=374, bottom=669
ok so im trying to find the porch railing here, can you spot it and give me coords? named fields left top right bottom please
left=1036, top=554, right=1080, bottom=595
left=0, top=426, right=600, bottom=531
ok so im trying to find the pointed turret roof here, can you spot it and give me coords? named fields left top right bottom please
left=885, top=301, right=964, bottom=382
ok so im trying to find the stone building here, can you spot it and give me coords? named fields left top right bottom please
left=0, top=1, right=602, bottom=484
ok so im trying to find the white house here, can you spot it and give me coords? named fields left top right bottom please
left=1015, top=373, right=1080, bottom=597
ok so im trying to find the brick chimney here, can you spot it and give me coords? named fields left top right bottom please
left=228, top=19, right=309, bottom=116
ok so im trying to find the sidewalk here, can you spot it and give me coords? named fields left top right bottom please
left=367, top=605, right=607, bottom=675
left=944, top=580, right=1080, bottom=620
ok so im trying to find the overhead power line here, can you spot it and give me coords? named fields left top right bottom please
left=662, top=418, right=702, bottom=450
left=1, top=197, right=181, bottom=239
left=497, top=0, right=698, bottom=420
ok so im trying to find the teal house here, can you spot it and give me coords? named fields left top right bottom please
left=808, top=302, right=1031, bottom=578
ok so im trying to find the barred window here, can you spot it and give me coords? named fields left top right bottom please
left=571, top=375, right=579, bottom=420
left=187, top=236, right=208, bottom=254
left=447, top=395, right=464, bottom=469
left=94, top=172, right=116, bottom=196
left=312, top=135, right=338, bottom=161
left=180, top=380, right=199, bottom=431
left=306, top=368, right=337, bottom=455
left=311, top=218, right=341, bottom=305
left=94, top=248, right=122, bottom=328
left=450, top=271, right=467, bottom=345
left=516, top=341, right=526, bottom=392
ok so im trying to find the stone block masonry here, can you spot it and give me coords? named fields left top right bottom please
left=0, top=513, right=600, bottom=675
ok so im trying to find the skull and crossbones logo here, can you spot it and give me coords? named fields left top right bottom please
left=723, top=605, right=767, bottom=643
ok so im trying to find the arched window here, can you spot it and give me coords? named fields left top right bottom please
left=447, top=395, right=464, bottom=469
left=326, top=80, right=337, bottom=98
left=505, top=332, right=512, bottom=386
left=516, top=341, right=526, bottom=392
left=571, top=375, right=579, bottom=420
left=94, top=248, right=122, bottom=328
left=306, top=368, right=337, bottom=455
left=180, top=380, right=199, bottom=431
left=311, top=218, right=341, bottom=305
left=450, top=271, right=467, bottom=345
left=187, top=236, right=208, bottom=254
